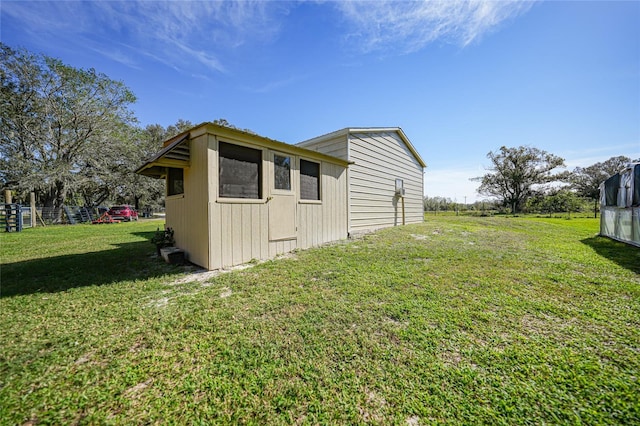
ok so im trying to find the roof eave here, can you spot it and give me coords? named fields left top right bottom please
left=136, top=122, right=351, bottom=177
left=136, top=135, right=191, bottom=177
left=135, top=164, right=166, bottom=179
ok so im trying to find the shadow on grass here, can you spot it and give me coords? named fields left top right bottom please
left=1, top=231, right=185, bottom=298
left=581, top=236, right=640, bottom=274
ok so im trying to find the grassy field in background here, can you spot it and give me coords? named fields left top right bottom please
left=1, top=216, right=638, bottom=424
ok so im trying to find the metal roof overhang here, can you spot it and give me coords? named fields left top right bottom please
left=135, top=134, right=190, bottom=178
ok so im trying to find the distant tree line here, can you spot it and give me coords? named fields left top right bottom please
left=0, top=43, right=241, bottom=219
left=425, top=152, right=636, bottom=217
left=467, top=146, right=636, bottom=216
left=423, top=197, right=501, bottom=215
left=424, top=151, right=640, bottom=217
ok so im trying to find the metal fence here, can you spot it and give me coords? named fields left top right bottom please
left=1, top=205, right=100, bottom=231
left=0, top=204, right=30, bottom=232
left=38, top=206, right=64, bottom=225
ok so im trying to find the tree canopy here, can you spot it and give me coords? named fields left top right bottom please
left=0, top=44, right=206, bottom=214
left=570, top=155, right=633, bottom=217
left=1, top=43, right=137, bottom=212
left=473, top=146, right=568, bottom=214
left=571, top=156, right=632, bottom=200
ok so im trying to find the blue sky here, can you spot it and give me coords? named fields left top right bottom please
left=2, top=0, right=639, bottom=202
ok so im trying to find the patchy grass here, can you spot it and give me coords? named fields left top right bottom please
left=1, top=217, right=638, bottom=424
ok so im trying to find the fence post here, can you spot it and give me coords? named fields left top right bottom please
left=30, top=192, right=36, bottom=228
left=17, top=204, right=23, bottom=231
left=4, top=190, right=12, bottom=232
left=4, top=203, right=22, bottom=232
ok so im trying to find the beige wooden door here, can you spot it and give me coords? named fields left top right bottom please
left=268, top=152, right=297, bottom=241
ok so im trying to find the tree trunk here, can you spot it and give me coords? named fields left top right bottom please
left=41, top=187, right=55, bottom=208
left=54, top=180, right=67, bottom=222
left=593, top=198, right=598, bottom=219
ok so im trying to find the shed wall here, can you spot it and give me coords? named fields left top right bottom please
left=299, top=129, right=425, bottom=233
left=165, top=134, right=210, bottom=268
left=297, top=162, right=348, bottom=249
left=206, top=134, right=348, bottom=270
left=347, top=132, right=424, bottom=232
left=210, top=203, right=296, bottom=269
left=298, top=134, right=348, bottom=159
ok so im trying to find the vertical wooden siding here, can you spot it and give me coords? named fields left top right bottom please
left=297, top=162, right=348, bottom=250
left=166, top=134, right=210, bottom=268
left=207, top=135, right=348, bottom=270
left=211, top=202, right=274, bottom=269
left=348, top=132, right=424, bottom=231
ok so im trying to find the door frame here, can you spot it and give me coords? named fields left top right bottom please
left=268, top=150, right=297, bottom=241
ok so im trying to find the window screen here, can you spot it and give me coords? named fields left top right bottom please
left=219, top=142, right=262, bottom=199
left=274, top=154, right=291, bottom=190
left=167, top=168, right=184, bottom=196
left=300, top=159, right=320, bottom=200
left=603, top=174, right=619, bottom=207
left=633, top=165, right=640, bottom=207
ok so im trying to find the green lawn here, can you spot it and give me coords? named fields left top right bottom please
left=1, top=217, right=638, bottom=424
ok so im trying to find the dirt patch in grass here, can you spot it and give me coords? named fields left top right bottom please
left=123, top=379, right=153, bottom=399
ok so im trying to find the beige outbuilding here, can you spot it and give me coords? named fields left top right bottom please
left=136, top=123, right=350, bottom=270
left=137, top=124, right=426, bottom=270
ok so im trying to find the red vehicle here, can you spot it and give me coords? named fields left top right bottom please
left=107, top=205, right=138, bottom=222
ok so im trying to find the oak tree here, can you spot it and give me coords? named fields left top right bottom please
left=473, top=146, right=567, bottom=214
left=0, top=43, right=136, bottom=214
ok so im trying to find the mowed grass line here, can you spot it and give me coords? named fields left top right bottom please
left=0, top=217, right=638, bottom=424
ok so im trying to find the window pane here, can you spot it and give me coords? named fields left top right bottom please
left=300, top=159, right=320, bottom=200
left=168, top=168, right=184, bottom=196
left=274, top=154, right=291, bottom=190
left=219, top=142, right=262, bottom=199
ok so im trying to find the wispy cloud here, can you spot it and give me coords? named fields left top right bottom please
left=2, top=0, right=537, bottom=88
left=561, top=142, right=640, bottom=169
left=335, top=0, right=537, bottom=53
left=87, top=44, right=143, bottom=71
left=1, top=1, right=284, bottom=74
left=246, top=74, right=307, bottom=94
left=93, top=1, right=284, bottom=73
